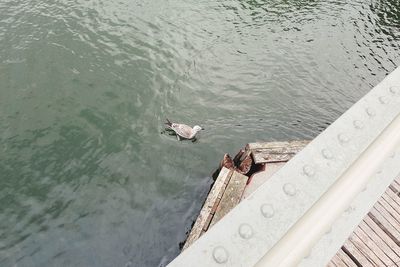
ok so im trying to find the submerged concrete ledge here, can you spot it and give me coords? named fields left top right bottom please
left=168, top=66, right=400, bottom=267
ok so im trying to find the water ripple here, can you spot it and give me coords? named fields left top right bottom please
left=0, top=0, right=399, bottom=266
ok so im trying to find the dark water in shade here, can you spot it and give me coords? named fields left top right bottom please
left=0, top=0, right=399, bottom=266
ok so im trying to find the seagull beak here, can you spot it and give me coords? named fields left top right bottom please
left=201, top=127, right=205, bottom=130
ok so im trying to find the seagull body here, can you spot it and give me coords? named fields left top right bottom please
left=165, top=119, right=203, bottom=140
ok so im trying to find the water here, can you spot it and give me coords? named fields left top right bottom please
left=0, top=0, right=399, bottom=266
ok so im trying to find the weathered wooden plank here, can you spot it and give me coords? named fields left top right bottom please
left=378, top=198, right=400, bottom=226
left=209, top=171, right=248, bottom=228
left=348, top=234, right=386, bottom=266
left=385, top=191, right=400, bottom=219
left=389, top=181, right=400, bottom=195
left=336, top=249, right=358, bottom=267
left=389, top=184, right=399, bottom=194
left=374, top=203, right=400, bottom=235
left=343, top=240, right=374, bottom=267
left=327, top=259, right=338, bottom=267
left=252, top=150, right=298, bottom=164
left=246, top=140, right=310, bottom=150
left=182, top=167, right=233, bottom=250
left=328, top=178, right=400, bottom=267
left=354, top=226, right=395, bottom=266
left=329, top=255, right=342, bottom=267
left=359, top=219, right=400, bottom=262
left=368, top=209, right=400, bottom=246
left=382, top=192, right=400, bottom=216
left=385, top=189, right=400, bottom=208
left=248, top=141, right=309, bottom=164
left=392, top=178, right=400, bottom=191
left=389, top=180, right=400, bottom=196
left=394, top=179, right=400, bottom=188
left=389, top=180, right=400, bottom=195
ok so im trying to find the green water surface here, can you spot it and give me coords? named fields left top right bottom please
left=0, top=0, right=399, bottom=266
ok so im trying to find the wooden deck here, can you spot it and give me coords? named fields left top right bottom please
left=182, top=140, right=400, bottom=266
left=328, top=177, right=400, bottom=267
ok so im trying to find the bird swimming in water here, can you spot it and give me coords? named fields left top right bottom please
left=165, top=119, right=204, bottom=141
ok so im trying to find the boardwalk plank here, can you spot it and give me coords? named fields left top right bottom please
left=394, top=179, right=400, bottom=189
left=359, top=219, right=400, bottom=262
left=368, top=210, right=400, bottom=246
left=348, top=234, right=386, bottom=266
left=386, top=184, right=400, bottom=200
left=329, top=255, right=344, bottom=267
left=336, top=249, right=358, bottom=267
left=386, top=188, right=400, bottom=207
left=374, top=203, right=400, bottom=235
left=328, top=179, right=400, bottom=267
left=354, top=225, right=395, bottom=266
left=382, top=192, right=400, bottom=216
left=390, top=180, right=400, bottom=193
left=379, top=198, right=400, bottom=225
left=343, top=240, right=374, bottom=267
left=389, top=184, right=398, bottom=194
left=327, top=257, right=338, bottom=267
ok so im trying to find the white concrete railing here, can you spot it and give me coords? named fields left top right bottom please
left=168, top=67, right=400, bottom=267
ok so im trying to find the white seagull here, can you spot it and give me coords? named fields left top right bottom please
left=165, top=119, right=204, bottom=141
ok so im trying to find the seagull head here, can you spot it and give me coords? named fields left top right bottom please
left=193, top=125, right=203, bottom=132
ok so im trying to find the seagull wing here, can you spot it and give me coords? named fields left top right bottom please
left=171, top=123, right=193, bottom=139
